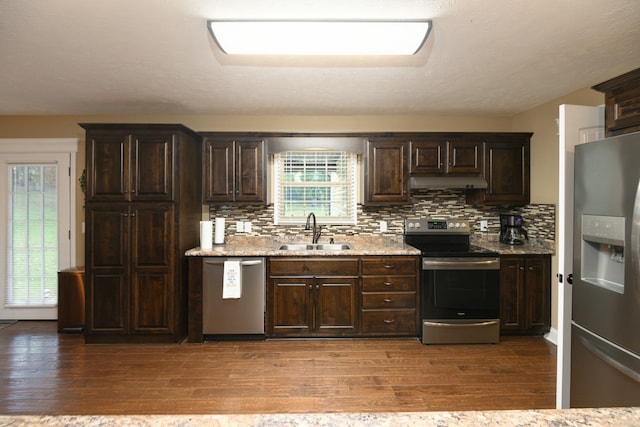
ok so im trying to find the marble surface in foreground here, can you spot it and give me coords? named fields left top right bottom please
left=2, top=408, right=639, bottom=426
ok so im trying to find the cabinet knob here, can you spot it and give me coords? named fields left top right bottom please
left=519, top=267, right=525, bottom=271
left=383, top=298, right=395, bottom=303
left=383, top=264, right=395, bottom=270
left=383, top=282, right=393, bottom=287
left=316, top=284, right=320, bottom=290
left=383, top=319, right=395, bottom=324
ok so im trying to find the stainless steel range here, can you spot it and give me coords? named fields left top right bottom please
left=404, top=218, right=500, bottom=344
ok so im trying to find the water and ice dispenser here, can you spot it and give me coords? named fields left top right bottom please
left=581, top=215, right=625, bottom=294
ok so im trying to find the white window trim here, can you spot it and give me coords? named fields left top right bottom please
left=273, top=151, right=358, bottom=225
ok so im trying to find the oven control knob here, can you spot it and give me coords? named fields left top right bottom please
left=414, top=222, right=421, bottom=228
left=461, top=222, right=467, bottom=228
left=453, top=222, right=460, bottom=228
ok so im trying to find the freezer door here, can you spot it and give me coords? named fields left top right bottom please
left=573, top=132, right=640, bottom=356
left=570, top=323, right=640, bottom=407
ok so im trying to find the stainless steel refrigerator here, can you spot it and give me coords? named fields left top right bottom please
left=571, top=131, right=640, bottom=407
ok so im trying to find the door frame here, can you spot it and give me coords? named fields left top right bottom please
left=0, top=138, right=78, bottom=319
left=556, top=105, right=604, bottom=408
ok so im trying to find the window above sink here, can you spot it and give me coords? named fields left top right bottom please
left=273, top=150, right=357, bottom=225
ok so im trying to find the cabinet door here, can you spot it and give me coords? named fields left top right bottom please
left=446, top=140, right=482, bottom=175
left=203, top=139, right=234, bottom=203
left=131, top=133, right=174, bottom=201
left=468, top=138, right=530, bottom=205
left=87, top=131, right=174, bottom=202
left=410, top=140, right=445, bottom=175
left=524, top=256, right=551, bottom=334
left=316, top=278, right=357, bottom=335
left=87, top=132, right=130, bottom=201
left=235, top=140, right=265, bottom=202
left=365, top=139, right=409, bottom=204
left=499, top=256, right=525, bottom=332
left=130, top=204, right=175, bottom=334
left=270, top=278, right=313, bottom=336
left=85, top=204, right=130, bottom=334
left=592, top=68, right=640, bottom=137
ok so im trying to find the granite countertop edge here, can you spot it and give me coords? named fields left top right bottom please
left=3, top=407, right=639, bottom=426
left=186, top=235, right=555, bottom=257
left=186, top=235, right=422, bottom=257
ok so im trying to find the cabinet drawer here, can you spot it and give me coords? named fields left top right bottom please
left=269, top=258, right=359, bottom=277
left=362, top=292, right=416, bottom=309
left=361, top=257, right=417, bottom=275
left=361, top=310, right=417, bottom=334
left=361, top=276, right=416, bottom=292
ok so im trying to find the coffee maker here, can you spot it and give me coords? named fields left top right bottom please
left=500, top=214, right=528, bottom=245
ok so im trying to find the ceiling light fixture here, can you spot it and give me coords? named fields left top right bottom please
left=207, top=19, right=432, bottom=56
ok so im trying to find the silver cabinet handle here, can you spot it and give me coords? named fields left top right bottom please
left=240, top=260, right=262, bottom=266
left=204, top=259, right=263, bottom=266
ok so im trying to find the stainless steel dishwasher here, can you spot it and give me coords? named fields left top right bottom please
left=202, top=257, right=265, bottom=339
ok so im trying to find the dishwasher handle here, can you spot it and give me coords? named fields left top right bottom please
left=204, top=259, right=264, bottom=267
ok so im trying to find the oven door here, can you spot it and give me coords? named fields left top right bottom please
left=421, top=256, right=500, bottom=344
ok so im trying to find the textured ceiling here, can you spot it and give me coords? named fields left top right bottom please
left=1, top=0, right=639, bottom=117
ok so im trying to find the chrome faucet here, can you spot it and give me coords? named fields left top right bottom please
left=305, top=212, right=323, bottom=244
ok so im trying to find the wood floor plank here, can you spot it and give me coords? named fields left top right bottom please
left=0, top=321, right=556, bottom=415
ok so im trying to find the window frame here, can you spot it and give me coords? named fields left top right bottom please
left=273, top=150, right=358, bottom=225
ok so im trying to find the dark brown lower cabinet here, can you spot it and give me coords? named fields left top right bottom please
left=266, top=256, right=420, bottom=338
left=85, top=203, right=183, bottom=343
left=499, top=254, right=551, bottom=335
left=268, top=258, right=359, bottom=337
left=360, top=257, right=419, bottom=336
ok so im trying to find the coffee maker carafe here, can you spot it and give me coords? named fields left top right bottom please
left=500, top=214, right=528, bottom=245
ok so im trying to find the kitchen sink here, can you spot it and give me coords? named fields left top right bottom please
left=277, top=243, right=353, bottom=251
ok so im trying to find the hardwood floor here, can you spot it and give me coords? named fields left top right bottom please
left=0, top=321, right=556, bottom=415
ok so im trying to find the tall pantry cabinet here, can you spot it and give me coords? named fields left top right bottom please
left=81, top=124, right=201, bottom=343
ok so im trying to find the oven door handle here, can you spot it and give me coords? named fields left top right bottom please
left=422, top=257, right=500, bottom=270
left=423, top=320, right=500, bottom=328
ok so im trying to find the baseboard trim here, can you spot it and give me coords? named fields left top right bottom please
left=544, top=327, right=558, bottom=345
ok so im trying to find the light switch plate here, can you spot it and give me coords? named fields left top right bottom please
left=480, top=220, right=488, bottom=232
left=380, top=220, right=388, bottom=232
left=244, top=221, right=252, bottom=233
left=236, top=221, right=244, bottom=232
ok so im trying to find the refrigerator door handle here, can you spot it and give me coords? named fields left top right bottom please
left=579, top=333, right=640, bottom=384
left=633, top=178, right=640, bottom=300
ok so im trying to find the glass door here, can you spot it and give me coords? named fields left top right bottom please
left=0, top=152, right=73, bottom=320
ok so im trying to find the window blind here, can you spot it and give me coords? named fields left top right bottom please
left=5, top=163, right=58, bottom=306
left=274, top=151, right=357, bottom=224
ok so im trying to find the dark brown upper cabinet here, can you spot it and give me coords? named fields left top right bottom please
left=202, top=136, right=266, bottom=204
left=466, top=133, right=532, bottom=206
left=411, top=136, right=482, bottom=176
left=85, top=128, right=176, bottom=202
left=364, top=138, right=410, bottom=205
left=592, top=67, right=640, bottom=137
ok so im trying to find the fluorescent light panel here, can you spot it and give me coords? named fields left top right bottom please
left=208, top=19, right=432, bottom=56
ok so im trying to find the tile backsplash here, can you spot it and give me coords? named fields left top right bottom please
left=208, top=189, right=555, bottom=241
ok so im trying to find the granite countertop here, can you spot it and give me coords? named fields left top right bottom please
left=187, top=234, right=554, bottom=257
left=186, top=235, right=421, bottom=257
left=3, top=407, right=639, bottom=426
left=472, top=234, right=556, bottom=255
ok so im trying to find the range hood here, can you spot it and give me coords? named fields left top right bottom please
left=409, top=176, right=488, bottom=189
